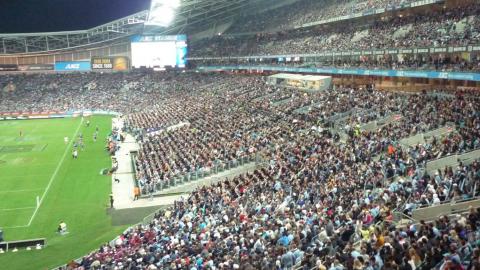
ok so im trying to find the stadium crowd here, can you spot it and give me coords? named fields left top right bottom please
left=227, top=0, right=419, bottom=33
left=191, top=3, right=480, bottom=58
left=0, top=72, right=222, bottom=114
left=0, top=1, right=479, bottom=270
left=11, top=71, right=471, bottom=270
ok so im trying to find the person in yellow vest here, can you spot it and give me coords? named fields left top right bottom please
left=354, top=124, right=361, bottom=137
left=134, top=186, right=140, bottom=201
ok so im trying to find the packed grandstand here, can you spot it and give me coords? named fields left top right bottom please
left=1, top=0, right=480, bottom=270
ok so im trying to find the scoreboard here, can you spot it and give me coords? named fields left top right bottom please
left=130, top=35, right=187, bottom=69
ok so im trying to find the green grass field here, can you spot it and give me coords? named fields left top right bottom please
left=0, top=116, right=129, bottom=270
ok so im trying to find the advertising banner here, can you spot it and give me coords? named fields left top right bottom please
left=91, top=57, right=129, bottom=71
left=0, top=110, right=120, bottom=121
left=197, top=65, right=480, bottom=82
left=0, top=64, right=18, bottom=71
left=18, top=64, right=54, bottom=71
left=55, top=61, right=91, bottom=72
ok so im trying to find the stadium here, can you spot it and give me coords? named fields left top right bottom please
left=0, top=0, right=479, bottom=269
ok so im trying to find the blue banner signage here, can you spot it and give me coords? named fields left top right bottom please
left=55, top=61, right=91, bottom=72
left=197, top=65, right=480, bottom=82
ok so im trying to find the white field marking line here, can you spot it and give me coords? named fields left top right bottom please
left=0, top=188, right=44, bottom=194
left=0, top=224, right=29, bottom=229
left=0, top=206, right=36, bottom=211
left=26, top=117, right=84, bottom=227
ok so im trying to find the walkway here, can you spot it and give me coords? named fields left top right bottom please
left=110, top=120, right=183, bottom=210
left=110, top=118, right=261, bottom=211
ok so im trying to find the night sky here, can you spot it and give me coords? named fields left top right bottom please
left=0, top=0, right=151, bottom=33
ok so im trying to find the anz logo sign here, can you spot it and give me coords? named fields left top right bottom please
left=65, top=64, right=81, bottom=70
left=438, top=72, right=449, bottom=79
left=56, top=61, right=90, bottom=71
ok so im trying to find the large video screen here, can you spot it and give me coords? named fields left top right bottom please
left=131, top=35, right=187, bottom=69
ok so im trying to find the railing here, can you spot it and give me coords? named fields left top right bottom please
left=392, top=210, right=416, bottom=223
left=130, top=151, right=139, bottom=187
left=412, top=197, right=480, bottom=221
left=415, top=195, right=480, bottom=210
left=139, top=153, right=261, bottom=195
left=426, top=148, right=480, bottom=173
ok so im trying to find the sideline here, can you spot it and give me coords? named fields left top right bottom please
left=26, top=118, right=84, bottom=226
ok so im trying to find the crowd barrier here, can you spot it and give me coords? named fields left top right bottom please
left=426, top=148, right=480, bottom=173
left=412, top=197, right=480, bottom=221
left=145, top=153, right=259, bottom=194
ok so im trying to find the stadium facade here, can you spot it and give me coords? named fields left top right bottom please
left=1, top=0, right=480, bottom=269
left=0, top=0, right=479, bottom=90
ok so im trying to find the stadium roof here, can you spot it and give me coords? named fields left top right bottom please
left=0, top=0, right=268, bottom=55
left=0, top=11, right=148, bottom=55
left=160, top=0, right=259, bottom=33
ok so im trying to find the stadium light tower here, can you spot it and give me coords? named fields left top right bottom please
left=146, top=0, right=181, bottom=27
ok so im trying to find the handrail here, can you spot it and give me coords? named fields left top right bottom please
left=393, top=210, right=416, bottom=223
left=415, top=195, right=480, bottom=209
left=137, top=152, right=259, bottom=195
left=129, top=151, right=139, bottom=188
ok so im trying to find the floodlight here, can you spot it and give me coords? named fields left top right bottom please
left=169, top=0, right=181, bottom=9
left=146, top=0, right=181, bottom=27
left=148, top=7, right=176, bottom=26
